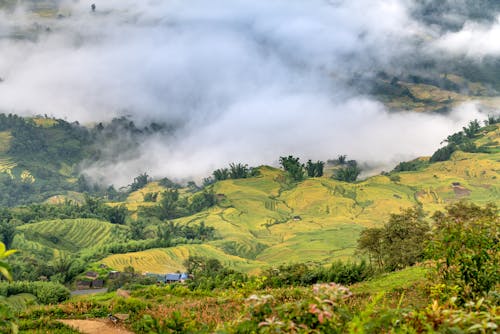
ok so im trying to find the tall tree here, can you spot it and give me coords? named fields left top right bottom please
left=279, top=155, right=304, bottom=181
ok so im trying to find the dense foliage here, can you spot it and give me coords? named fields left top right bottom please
left=358, top=207, right=430, bottom=270
left=430, top=120, right=491, bottom=162
left=427, top=202, right=499, bottom=302
left=332, top=160, right=362, bottom=182
left=0, top=281, right=70, bottom=305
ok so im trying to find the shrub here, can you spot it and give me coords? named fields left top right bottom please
left=0, top=281, right=70, bottom=304
left=430, top=144, right=456, bottom=162
left=426, top=202, right=499, bottom=301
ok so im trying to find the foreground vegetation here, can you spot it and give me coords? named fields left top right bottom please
left=0, top=200, right=496, bottom=333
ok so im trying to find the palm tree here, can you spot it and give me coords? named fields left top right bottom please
left=0, top=242, right=16, bottom=282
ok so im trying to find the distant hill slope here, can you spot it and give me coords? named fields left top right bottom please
left=100, top=125, right=499, bottom=274
left=14, top=218, right=129, bottom=256
left=0, top=114, right=168, bottom=206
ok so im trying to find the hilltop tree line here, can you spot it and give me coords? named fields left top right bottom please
left=430, top=118, right=498, bottom=162
left=280, top=155, right=361, bottom=183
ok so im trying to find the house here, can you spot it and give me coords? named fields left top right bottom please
left=91, top=279, right=104, bottom=288
left=164, top=273, right=189, bottom=283
left=108, top=271, right=120, bottom=279
left=76, top=280, right=92, bottom=290
left=86, top=271, right=98, bottom=279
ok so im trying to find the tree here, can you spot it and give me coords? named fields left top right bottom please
left=0, top=242, right=16, bottom=282
left=156, top=224, right=172, bottom=247
left=229, top=163, right=249, bottom=179
left=0, top=209, right=15, bottom=249
left=157, top=189, right=180, bottom=220
left=279, top=155, right=304, bottom=182
left=357, top=228, right=384, bottom=270
left=305, top=160, right=325, bottom=177
left=430, top=144, right=456, bottom=162
left=106, top=205, right=128, bottom=225
left=382, top=207, right=430, bottom=270
left=130, top=172, right=149, bottom=191
left=463, top=119, right=481, bottom=138
left=213, top=168, right=229, bottom=181
left=130, top=219, right=147, bottom=240
left=357, top=207, right=430, bottom=271
left=189, top=190, right=216, bottom=213
left=333, top=161, right=361, bottom=182
left=427, top=202, right=499, bottom=301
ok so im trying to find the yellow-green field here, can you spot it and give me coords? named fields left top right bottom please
left=15, top=218, right=129, bottom=254
left=97, top=125, right=500, bottom=273
left=101, top=244, right=265, bottom=274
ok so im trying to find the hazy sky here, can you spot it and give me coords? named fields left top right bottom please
left=0, top=0, right=497, bottom=185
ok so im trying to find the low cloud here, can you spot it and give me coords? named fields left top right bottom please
left=0, top=0, right=497, bottom=185
left=434, top=16, right=500, bottom=57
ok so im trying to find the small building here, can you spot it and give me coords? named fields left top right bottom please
left=91, top=279, right=104, bottom=288
left=76, top=280, right=92, bottom=290
left=108, top=271, right=120, bottom=279
left=164, top=273, right=189, bottom=283
left=86, top=271, right=98, bottom=279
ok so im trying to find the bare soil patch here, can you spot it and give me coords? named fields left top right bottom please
left=58, top=319, right=134, bottom=334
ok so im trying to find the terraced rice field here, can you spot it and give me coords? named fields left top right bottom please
left=101, top=244, right=264, bottom=274
left=17, top=219, right=129, bottom=253
left=81, top=125, right=500, bottom=273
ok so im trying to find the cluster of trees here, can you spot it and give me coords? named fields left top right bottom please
left=430, top=119, right=490, bottom=162
left=139, top=189, right=216, bottom=220
left=279, top=156, right=325, bottom=181
left=357, top=207, right=430, bottom=271
left=392, top=159, right=428, bottom=172
left=183, top=256, right=247, bottom=290
left=262, top=261, right=372, bottom=288
left=98, top=221, right=215, bottom=256
left=332, top=159, right=361, bottom=183
left=170, top=256, right=373, bottom=293
left=130, top=173, right=150, bottom=192
left=129, top=220, right=215, bottom=243
left=203, top=163, right=260, bottom=186
left=3, top=196, right=128, bottom=225
left=10, top=253, right=86, bottom=284
left=427, top=201, right=498, bottom=301
left=358, top=201, right=498, bottom=303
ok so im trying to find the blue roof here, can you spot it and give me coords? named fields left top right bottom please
left=165, top=274, right=182, bottom=281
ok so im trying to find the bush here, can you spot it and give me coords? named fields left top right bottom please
left=430, top=144, right=456, bottom=162
left=426, top=202, right=499, bottom=301
left=0, top=281, right=70, bottom=304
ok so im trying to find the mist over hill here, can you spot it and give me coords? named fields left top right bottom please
left=0, top=0, right=499, bottom=185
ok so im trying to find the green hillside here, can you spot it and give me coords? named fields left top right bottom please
left=98, top=124, right=500, bottom=274
left=13, top=218, right=129, bottom=256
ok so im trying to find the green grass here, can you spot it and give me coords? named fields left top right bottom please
left=350, top=266, right=429, bottom=294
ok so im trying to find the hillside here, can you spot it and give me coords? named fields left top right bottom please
left=97, top=124, right=500, bottom=274
left=0, top=114, right=168, bottom=206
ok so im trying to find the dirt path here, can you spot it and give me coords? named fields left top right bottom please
left=58, top=319, right=134, bottom=334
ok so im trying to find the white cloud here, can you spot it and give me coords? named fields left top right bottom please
left=434, top=16, right=500, bottom=57
left=0, top=0, right=494, bottom=185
